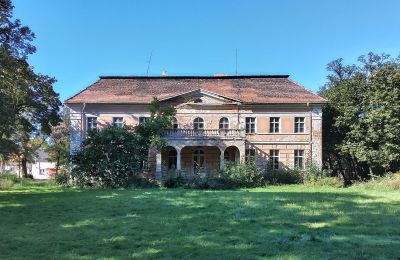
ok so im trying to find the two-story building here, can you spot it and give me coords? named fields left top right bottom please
left=65, top=75, right=326, bottom=179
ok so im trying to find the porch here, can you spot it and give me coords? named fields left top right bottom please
left=156, top=145, right=242, bottom=179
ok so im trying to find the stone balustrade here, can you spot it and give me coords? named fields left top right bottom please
left=164, top=129, right=245, bottom=139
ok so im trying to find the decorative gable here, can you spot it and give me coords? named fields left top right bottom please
left=160, top=89, right=241, bottom=107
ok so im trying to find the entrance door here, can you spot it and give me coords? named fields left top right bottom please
left=192, top=149, right=205, bottom=176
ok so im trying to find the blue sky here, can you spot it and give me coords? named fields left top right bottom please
left=13, top=0, right=400, bottom=101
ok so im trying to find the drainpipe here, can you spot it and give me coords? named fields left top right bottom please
left=237, top=104, right=240, bottom=130
left=307, top=102, right=313, bottom=161
left=80, top=103, right=86, bottom=141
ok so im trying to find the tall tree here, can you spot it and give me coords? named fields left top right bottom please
left=0, top=0, right=61, bottom=176
left=320, top=53, right=400, bottom=181
left=45, top=109, right=70, bottom=175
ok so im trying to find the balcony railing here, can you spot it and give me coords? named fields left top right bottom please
left=165, top=129, right=245, bottom=139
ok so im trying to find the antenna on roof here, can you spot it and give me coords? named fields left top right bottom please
left=235, top=48, right=238, bottom=76
left=146, top=51, right=153, bottom=76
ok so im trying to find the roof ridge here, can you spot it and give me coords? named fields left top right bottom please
left=99, top=75, right=290, bottom=79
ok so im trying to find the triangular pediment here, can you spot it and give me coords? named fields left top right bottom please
left=160, top=89, right=241, bottom=107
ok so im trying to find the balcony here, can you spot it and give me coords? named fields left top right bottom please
left=164, top=129, right=245, bottom=139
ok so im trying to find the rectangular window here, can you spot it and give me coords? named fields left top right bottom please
left=269, top=117, right=280, bottom=133
left=87, top=117, right=98, bottom=132
left=294, top=150, right=305, bottom=169
left=139, top=117, right=149, bottom=125
left=140, top=160, right=148, bottom=170
left=112, top=117, right=124, bottom=127
left=245, top=117, right=256, bottom=133
left=269, top=150, right=279, bottom=170
left=173, top=118, right=179, bottom=129
left=294, top=117, right=305, bottom=133
left=245, top=148, right=256, bottom=162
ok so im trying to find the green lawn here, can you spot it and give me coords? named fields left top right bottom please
left=0, top=184, right=399, bottom=259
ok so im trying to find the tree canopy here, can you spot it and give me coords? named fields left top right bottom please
left=320, top=53, right=400, bottom=181
left=71, top=98, right=176, bottom=188
left=0, top=0, right=61, bottom=176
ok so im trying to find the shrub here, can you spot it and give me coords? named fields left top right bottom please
left=305, top=177, right=344, bottom=188
left=0, top=173, right=19, bottom=189
left=0, top=173, right=19, bottom=182
left=265, top=169, right=302, bottom=184
left=303, top=160, right=332, bottom=182
left=222, top=162, right=266, bottom=188
left=162, top=170, right=184, bottom=188
left=182, top=175, right=210, bottom=189
left=0, top=178, right=14, bottom=189
left=70, top=98, right=175, bottom=188
left=127, top=175, right=159, bottom=188
left=163, top=176, right=185, bottom=188
left=352, top=172, right=400, bottom=190
left=161, top=163, right=269, bottom=189
left=71, top=126, right=149, bottom=188
left=54, top=171, right=69, bottom=186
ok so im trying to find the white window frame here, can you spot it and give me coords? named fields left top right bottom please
left=172, top=117, right=179, bottom=129
left=219, top=117, right=230, bottom=129
left=294, top=117, right=305, bottom=133
left=294, top=150, right=305, bottom=169
left=269, top=117, right=280, bottom=133
left=245, top=148, right=256, bottom=162
left=269, top=149, right=280, bottom=170
left=193, top=117, right=204, bottom=130
left=192, top=149, right=206, bottom=175
left=112, top=117, right=124, bottom=127
left=138, top=116, right=150, bottom=125
left=245, top=117, right=256, bottom=133
left=86, top=116, right=98, bottom=132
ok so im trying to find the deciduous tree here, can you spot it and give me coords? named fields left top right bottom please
left=320, top=53, right=400, bottom=181
left=0, top=0, right=61, bottom=176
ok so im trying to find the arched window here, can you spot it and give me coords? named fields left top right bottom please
left=193, top=149, right=205, bottom=172
left=172, top=117, right=179, bottom=129
left=168, top=149, right=177, bottom=169
left=193, top=117, right=204, bottom=130
left=219, top=117, right=229, bottom=129
left=224, top=150, right=230, bottom=161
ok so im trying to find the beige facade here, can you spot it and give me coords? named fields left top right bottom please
left=67, top=89, right=323, bottom=180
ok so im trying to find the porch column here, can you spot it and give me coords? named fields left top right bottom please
left=238, top=144, right=246, bottom=164
left=155, top=151, right=162, bottom=180
left=176, top=148, right=181, bottom=171
left=220, top=148, right=225, bottom=171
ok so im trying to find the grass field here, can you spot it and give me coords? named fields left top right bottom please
left=0, top=183, right=399, bottom=259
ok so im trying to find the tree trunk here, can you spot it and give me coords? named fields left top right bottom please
left=55, top=155, right=60, bottom=175
left=21, top=157, right=28, bottom=178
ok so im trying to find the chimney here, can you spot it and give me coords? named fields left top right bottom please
left=214, top=73, right=228, bottom=77
left=162, top=70, right=167, bottom=77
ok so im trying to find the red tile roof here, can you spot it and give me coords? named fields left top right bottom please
left=65, top=75, right=326, bottom=104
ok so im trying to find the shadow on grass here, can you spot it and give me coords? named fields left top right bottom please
left=0, top=188, right=399, bottom=259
